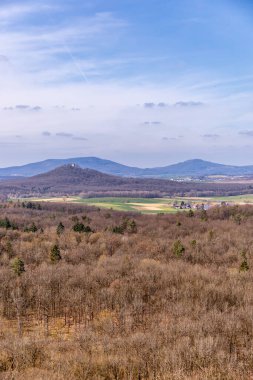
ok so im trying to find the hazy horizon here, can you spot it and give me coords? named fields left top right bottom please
left=1, top=155, right=253, bottom=170
left=1, top=0, right=253, bottom=167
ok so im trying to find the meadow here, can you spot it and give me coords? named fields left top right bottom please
left=16, top=193, right=253, bottom=214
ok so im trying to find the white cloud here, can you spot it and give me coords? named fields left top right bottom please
left=0, top=3, right=57, bottom=25
left=0, top=4, right=127, bottom=84
left=0, top=1, right=253, bottom=167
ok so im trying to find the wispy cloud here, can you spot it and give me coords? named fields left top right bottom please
left=3, top=104, right=42, bottom=111
left=0, top=3, right=55, bottom=24
left=56, top=132, right=73, bottom=138
left=0, top=3, right=127, bottom=85
left=239, top=130, right=253, bottom=137
left=72, top=137, right=88, bottom=141
left=143, top=101, right=204, bottom=109
left=175, top=101, right=204, bottom=107
left=42, top=131, right=51, bottom=136
left=202, top=134, right=220, bottom=139
left=143, top=121, right=162, bottom=126
left=0, top=0, right=253, bottom=167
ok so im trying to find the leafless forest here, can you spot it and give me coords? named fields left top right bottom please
left=1, top=201, right=253, bottom=379
left=1, top=165, right=253, bottom=199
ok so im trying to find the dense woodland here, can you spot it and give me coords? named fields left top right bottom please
left=1, top=164, right=253, bottom=198
left=1, top=201, right=253, bottom=378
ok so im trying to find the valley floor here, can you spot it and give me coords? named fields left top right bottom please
left=15, top=193, right=253, bottom=214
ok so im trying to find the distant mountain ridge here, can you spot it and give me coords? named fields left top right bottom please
left=143, top=159, right=253, bottom=177
left=0, top=157, right=142, bottom=178
left=1, top=164, right=251, bottom=198
left=1, top=157, right=253, bottom=178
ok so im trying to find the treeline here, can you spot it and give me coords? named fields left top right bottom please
left=1, top=202, right=253, bottom=378
left=1, top=164, right=253, bottom=198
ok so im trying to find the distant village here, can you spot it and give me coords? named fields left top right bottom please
left=172, top=200, right=232, bottom=211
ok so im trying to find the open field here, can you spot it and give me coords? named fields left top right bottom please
left=15, top=193, right=253, bottom=214
left=16, top=196, right=178, bottom=214
left=213, top=194, right=253, bottom=203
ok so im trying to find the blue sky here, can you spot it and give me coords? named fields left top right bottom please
left=0, top=0, right=253, bottom=167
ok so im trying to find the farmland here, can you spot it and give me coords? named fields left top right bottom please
left=15, top=193, right=253, bottom=214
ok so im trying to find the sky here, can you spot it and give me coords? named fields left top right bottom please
left=0, top=0, right=253, bottom=167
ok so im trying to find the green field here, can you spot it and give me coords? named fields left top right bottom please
left=17, top=196, right=178, bottom=214
left=76, top=197, right=180, bottom=213
left=14, top=194, right=253, bottom=214
left=212, top=194, right=253, bottom=203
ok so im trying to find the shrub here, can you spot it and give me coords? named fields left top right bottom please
left=172, top=240, right=185, bottom=257
left=11, top=257, right=25, bottom=276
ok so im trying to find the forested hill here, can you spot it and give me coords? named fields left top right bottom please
left=1, top=157, right=253, bottom=178
left=0, top=164, right=252, bottom=198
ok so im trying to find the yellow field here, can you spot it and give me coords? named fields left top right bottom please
left=16, top=194, right=253, bottom=214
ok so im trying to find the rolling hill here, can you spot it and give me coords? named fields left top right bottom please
left=0, top=157, right=253, bottom=179
left=142, top=159, right=253, bottom=177
left=1, top=164, right=252, bottom=198
left=0, top=157, right=142, bottom=178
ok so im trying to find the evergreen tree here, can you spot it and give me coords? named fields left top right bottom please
left=172, top=240, right=185, bottom=257
left=57, top=222, right=65, bottom=236
left=112, top=225, right=125, bottom=234
left=24, top=222, right=38, bottom=233
left=191, top=239, right=197, bottom=249
left=50, top=244, right=62, bottom=263
left=73, top=222, right=92, bottom=233
left=30, top=222, right=38, bottom=233
left=200, top=209, right=208, bottom=221
left=11, top=257, right=25, bottom=276
left=0, top=217, right=12, bottom=229
left=127, top=219, right=137, bottom=233
left=188, top=209, right=194, bottom=217
left=240, top=250, right=249, bottom=272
